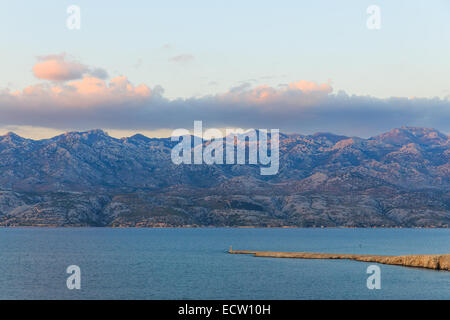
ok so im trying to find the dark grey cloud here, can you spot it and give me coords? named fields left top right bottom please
left=88, top=67, right=109, bottom=79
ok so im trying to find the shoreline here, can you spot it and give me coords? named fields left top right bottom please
left=0, top=225, right=449, bottom=229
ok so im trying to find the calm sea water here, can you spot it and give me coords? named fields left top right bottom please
left=0, top=228, right=448, bottom=300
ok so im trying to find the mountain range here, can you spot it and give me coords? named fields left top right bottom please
left=0, top=127, right=448, bottom=227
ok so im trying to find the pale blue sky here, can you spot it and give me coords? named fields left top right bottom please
left=1, top=0, right=449, bottom=99
left=0, top=1, right=449, bottom=138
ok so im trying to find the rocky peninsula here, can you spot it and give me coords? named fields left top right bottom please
left=229, top=249, right=450, bottom=271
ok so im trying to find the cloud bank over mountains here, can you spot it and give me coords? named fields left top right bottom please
left=0, top=54, right=449, bottom=137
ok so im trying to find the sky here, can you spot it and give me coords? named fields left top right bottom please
left=0, top=0, right=449, bottom=138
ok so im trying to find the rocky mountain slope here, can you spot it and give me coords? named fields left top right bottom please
left=0, top=127, right=448, bottom=227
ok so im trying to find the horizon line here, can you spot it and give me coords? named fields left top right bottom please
left=1, top=126, right=448, bottom=142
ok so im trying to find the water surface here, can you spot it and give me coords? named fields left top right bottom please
left=0, top=228, right=448, bottom=299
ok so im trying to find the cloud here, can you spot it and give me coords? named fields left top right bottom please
left=169, top=54, right=194, bottom=63
left=32, top=53, right=108, bottom=81
left=0, top=78, right=449, bottom=137
left=288, top=80, right=332, bottom=93
left=221, top=80, right=332, bottom=104
left=8, top=75, right=151, bottom=109
left=89, top=67, right=109, bottom=79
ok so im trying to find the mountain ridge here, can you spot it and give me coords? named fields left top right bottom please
left=0, top=126, right=448, bottom=227
left=3, top=125, right=448, bottom=142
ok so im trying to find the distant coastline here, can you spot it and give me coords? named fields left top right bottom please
left=1, top=225, right=449, bottom=229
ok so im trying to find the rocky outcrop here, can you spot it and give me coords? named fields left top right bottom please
left=229, top=249, right=450, bottom=271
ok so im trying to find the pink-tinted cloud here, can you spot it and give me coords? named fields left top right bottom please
left=10, top=76, right=151, bottom=108
left=32, top=54, right=108, bottom=81
left=221, top=80, right=332, bottom=104
left=288, top=80, right=332, bottom=93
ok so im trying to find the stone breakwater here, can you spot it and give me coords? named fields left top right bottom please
left=228, top=249, right=450, bottom=271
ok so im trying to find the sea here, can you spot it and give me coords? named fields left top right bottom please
left=0, top=227, right=448, bottom=299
